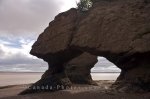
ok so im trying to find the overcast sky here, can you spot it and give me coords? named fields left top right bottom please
left=0, top=0, right=120, bottom=72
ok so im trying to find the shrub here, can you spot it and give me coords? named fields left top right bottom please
left=77, top=0, right=93, bottom=11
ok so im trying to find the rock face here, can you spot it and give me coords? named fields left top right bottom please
left=70, top=0, right=150, bottom=92
left=30, top=8, right=78, bottom=56
left=65, top=52, right=98, bottom=85
left=41, top=52, right=98, bottom=85
left=22, top=0, right=150, bottom=94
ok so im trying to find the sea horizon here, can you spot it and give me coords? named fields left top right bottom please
left=0, top=71, right=120, bottom=73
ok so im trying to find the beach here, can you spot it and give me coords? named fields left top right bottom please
left=0, top=72, right=150, bottom=99
left=0, top=82, right=150, bottom=99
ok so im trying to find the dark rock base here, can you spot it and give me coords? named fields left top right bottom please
left=19, top=72, right=71, bottom=95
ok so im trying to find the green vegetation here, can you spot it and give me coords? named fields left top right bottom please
left=77, top=0, right=93, bottom=11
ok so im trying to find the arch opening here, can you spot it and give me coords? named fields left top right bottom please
left=91, top=57, right=121, bottom=81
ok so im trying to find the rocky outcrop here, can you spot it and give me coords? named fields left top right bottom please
left=20, top=52, right=97, bottom=94
left=20, top=8, right=98, bottom=95
left=65, top=52, right=98, bottom=85
left=41, top=52, right=98, bottom=85
left=30, top=8, right=78, bottom=56
left=70, top=0, right=150, bottom=92
left=21, top=0, right=150, bottom=94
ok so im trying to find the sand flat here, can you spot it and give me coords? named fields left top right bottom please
left=0, top=81, right=150, bottom=99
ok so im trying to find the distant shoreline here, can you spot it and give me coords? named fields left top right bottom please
left=92, top=72, right=120, bottom=73
left=0, top=71, right=43, bottom=73
left=0, top=71, right=120, bottom=73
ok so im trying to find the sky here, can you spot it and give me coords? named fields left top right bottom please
left=0, top=0, right=120, bottom=72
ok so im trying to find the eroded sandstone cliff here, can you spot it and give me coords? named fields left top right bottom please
left=20, top=0, right=150, bottom=94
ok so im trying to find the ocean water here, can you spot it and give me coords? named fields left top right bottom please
left=0, top=72, right=120, bottom=86
left=91, top=73, right=120, bottom=80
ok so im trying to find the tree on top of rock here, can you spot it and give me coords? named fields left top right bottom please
left=77, top=0, right=93, bottom=11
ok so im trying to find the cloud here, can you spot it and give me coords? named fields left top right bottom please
left=0, top=0, right=59, bottom=37
left=0, top=46, right=4, bottom=56
left=0, top=0, right=78, bottom=38
left=0, top=38, right=47, bottom=72
left=0, top=0, right=79, bottom=72
left=91, top=57, right=121, bottom=72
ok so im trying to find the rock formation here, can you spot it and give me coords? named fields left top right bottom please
left=65, top=52, right=98, bottom=85
left=20, top=0, right=150, bottom=94
left=70, top=0, right=150, bottom=92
